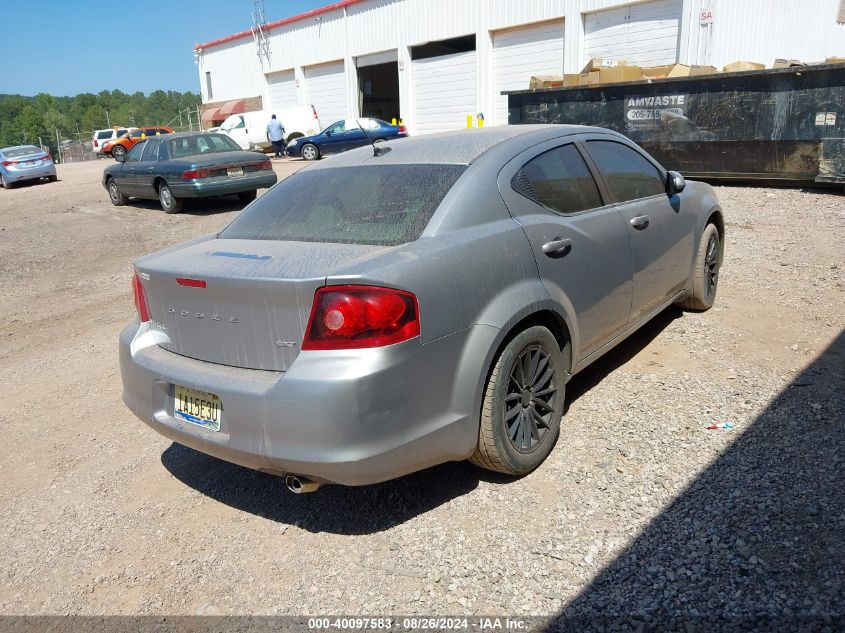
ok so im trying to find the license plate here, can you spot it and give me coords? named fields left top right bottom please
left=227, top=167, right=244, bottom=177
left=24, top=161, right=36, bottom=167
left=174, top=385, right=222, bottom=431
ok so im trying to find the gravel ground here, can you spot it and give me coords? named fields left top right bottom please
left=0, top=160, right=842, bottom=631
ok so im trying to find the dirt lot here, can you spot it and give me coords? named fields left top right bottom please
left=1, top=159, right=843, bottom=625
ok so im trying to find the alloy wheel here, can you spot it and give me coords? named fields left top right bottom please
left=504, top=344, right=558, bottom=453
left=704, top=234, right=720, bottom=301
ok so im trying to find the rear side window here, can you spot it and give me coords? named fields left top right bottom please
left=97, top=131, right=113, bottom=140
left=116, top=129, right=128, bottom=136
left=141, top=139, right=159, bottom=161
left=130, top=130, right=144, bottom=138
left=586, top=140, right=665, bottom=202
left=220, top=164, right=467, bottom=246
left=512, top=144, right=603, bottom=214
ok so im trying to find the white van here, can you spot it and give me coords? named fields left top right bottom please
left=218, top=106, right=322, bottom=151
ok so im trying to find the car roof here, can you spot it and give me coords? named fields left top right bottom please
left=304, top=125, right=617, bottom=168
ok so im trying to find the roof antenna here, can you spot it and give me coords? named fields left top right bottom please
left=356, top=119, right=389, bottom=157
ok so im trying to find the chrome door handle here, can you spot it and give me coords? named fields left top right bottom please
left=630, top=215, right=650, bottom=229
left=542, top=238, right=572, bottom=258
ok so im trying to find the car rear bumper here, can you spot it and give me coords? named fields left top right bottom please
left=119, top=321, right=495, bottom=485
left=169, top=173, right=278, bottom=198
left=3, top=164, right=56, bottom=183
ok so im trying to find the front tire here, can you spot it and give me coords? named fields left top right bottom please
left=301, top=143, right=319, bottom=161
left=112, top=145, right=126, bottom=160
left=158, top=183, right=183, bottom=214
left=470, top=326, right=565, bottom=475
left=107, top=178, right=127, bottom=206
left=677, top=223, right=721, bottom=311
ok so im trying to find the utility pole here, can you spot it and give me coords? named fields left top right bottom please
left=179, top=111, right=184, bottom=131
left=76, top=123, right=83, bottom=161
left=105, top=110, right=111, bottom=128
left=56, top=128, right=62, bottom=164
left=129, top=109, right=135, bottom=125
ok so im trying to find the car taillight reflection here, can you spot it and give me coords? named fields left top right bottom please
left=302, top=285, right=420, bottom=350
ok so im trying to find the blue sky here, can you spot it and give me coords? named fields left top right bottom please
left=1, top=0, right=326, bottom=96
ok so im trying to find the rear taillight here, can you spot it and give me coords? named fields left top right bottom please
left=257, top=160, right=272, bottom=170
left=41, top=154, right=52, bottom=162
left=1, top=160, right=16, bottom=167
left=132, top=272, right=150, bottom=322
left=302, top=285, right=420, bottom=350
left=93, top=139, right=99, bottom=147
left=182, top=168, right=209, bottom=180
left=399, top=125, right=407, bottom=134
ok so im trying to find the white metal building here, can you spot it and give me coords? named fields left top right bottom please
left=194, top=0, right=845, bottom=133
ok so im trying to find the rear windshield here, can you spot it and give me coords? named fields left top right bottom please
left=97, top=131, right=114, bottom=139
left=220, top=164, right=466, bottom=246
left=4, top=146, right=42, bottom=158
left=169, top=134, right=241, bottom=158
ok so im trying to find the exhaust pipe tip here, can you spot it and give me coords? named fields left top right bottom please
left=285, top=475, right=321, bottom=494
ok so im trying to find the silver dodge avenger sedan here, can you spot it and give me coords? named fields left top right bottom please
left=120, top=125, right=723, bottom=492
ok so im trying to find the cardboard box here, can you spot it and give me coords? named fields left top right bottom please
left=579, top=70, right=601, bottom=86
left=528, top=74, right=583, bottom=89
left=723, top=60, right=765, bottom=72
left=598, top=65, right=643, bottom=84
left=773, top=58, right=804, bottom=68
left=580, top=58, right=628, bottom=73
left=529, top=75, right=564, bottom=89
left=641, top=64, right=675, bottom=79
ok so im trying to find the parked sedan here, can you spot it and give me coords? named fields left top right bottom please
left=0, top=145, right=56, bottom=189
left=120, top=126, right=723, bottom=491
left=103, top=132, right=277, bottom=213
left=103, top=126, right=174, bottom=159
left=285, top=117, right=407, bottom=160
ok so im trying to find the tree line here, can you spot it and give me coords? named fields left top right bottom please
left=0, top=90, right=201, bottom=157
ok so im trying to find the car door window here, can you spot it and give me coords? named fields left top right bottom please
left=125, top=141, right=145, bottom=163
left=511, top=144, right=603, bottom=215
left=586, top=140, right=666, bottom=202
left=141, top=139, right=160, bottom=162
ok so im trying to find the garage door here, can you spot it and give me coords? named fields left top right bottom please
left=584, top=0, right=682, bottom=68
left=492, top=20, right=564, bottom=126
left=304, top=61, right=347, bottom=127
left=266, top=70, right=298, bottom=111
left=412, top=51, right=476, bottom=134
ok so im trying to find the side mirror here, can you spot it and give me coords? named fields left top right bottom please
left=114, top=153, right=126, bottom=163
left=667, top=170, right=686, bottom=195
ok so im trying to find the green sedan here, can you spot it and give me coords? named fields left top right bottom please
left=103, top=132, right=278, bottom=213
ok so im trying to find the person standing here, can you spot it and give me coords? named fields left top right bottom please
left=266, top=114, right=285, bottom=159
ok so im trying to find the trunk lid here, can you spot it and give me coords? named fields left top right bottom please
left=135, top=238, right=392, bottom=371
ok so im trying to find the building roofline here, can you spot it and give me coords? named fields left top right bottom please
left=193, top=0, right=365, bottom=51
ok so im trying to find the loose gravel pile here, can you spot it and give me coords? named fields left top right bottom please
left=0, top=163, right=842, bottom=631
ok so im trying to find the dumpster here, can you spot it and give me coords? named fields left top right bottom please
left=506, top=63, right=845, bottom=187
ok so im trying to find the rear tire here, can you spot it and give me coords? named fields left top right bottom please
left=1, top=174, right=12, bottom=190
left=112, top=145, right=126, bottom=159
left=470, top=326, right=565, bottom=476
left=107, top=178, right=127, bottom=206
left=301, top=143, right=319, bottom=161
left=677, top=223, right=721, bottom=311
left=48, top=175, right=57, bottom=183
left=237, top=190, right=257, bottom=203
left=158, top=183, right=183, bottom=214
